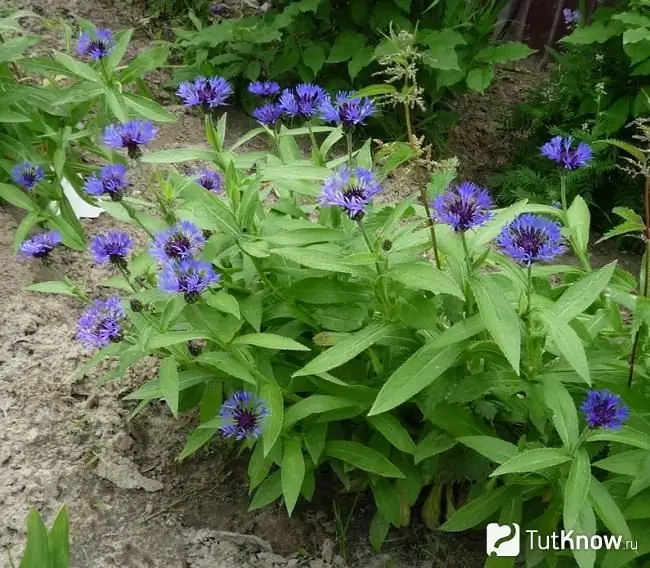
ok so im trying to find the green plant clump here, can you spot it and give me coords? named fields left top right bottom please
left=4, top=9, right=650, bottom=568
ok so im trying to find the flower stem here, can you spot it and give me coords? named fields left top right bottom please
left=119, top=200, right=155, bottom=239
left=357, top=219, right=391, bottom=314
left=307, top=123, right=323, bottom=166
left=629, top=173, right=650, bottom=387
left=460, top=232, right=474, bottom=316
left=573, top=426, right=590, bottom=454
left=525, top=262, right=535, bottom=378
left=560, top=173, right=568, bottom=217
left=420, top=192, right=441, bottom=270
left=346, top=131, right=354, bottom=165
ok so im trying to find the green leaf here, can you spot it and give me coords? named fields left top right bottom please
left=195, top=351, right=257, bottom=387
left=369, top=343, right=461, bottom=416
left=324, top=441, right=404, bottom=478
left=178, top=427, right=217, bottom=460
left=552, top=261, right=617, bottom=322
left=490, top=448, right=572, bottom=477
left=206, top=291, right=240, bottom=319
left=490, top=42, right=535, bottom=63
left=327, top=31, right=366, bottom=63
left=567, top=195, right=590, bottom=256
left=414, top=430, right=457, bottom=464
left=120, top=45, right=169, bottom=83
left=294, top=322, right=398, bottom=377
left=264, top=228, right=347, bottom=246
left=282, top=437, right=305, bottom=516
left=24, top=281, right=78, bottom=297
left=470, top=274, right=521, bottom=374
left=589, top=477, right=634, bottom=542
left=587, top=427, right=650, bottom=450
left=593, top=449, right=647, bottom=475
left=457, top=436, right=518, bottom=464
left=54, top=51, right=101, bottom=82
left=0, top=109, right=31, bottom=123
left=147, top=331, right=210, bottom=349
left=261, top=380, right=283, bottom=456
left=440, top=487, right=509, bottom=532
left=369, top=511, right=391, bottom=552
left=249, top=470, right=282, bottom=511
left=271, top=246, right=357, bottom=274
left=289, top=278, right=370, bottom=304
left=388, top=263, right=464, bottom=299
left=124, top=93, right=177, bottom=123
left=543, top=377, right=580, bottom=449
left=354, top=84, right=397, bottom=97
left=573, top=502, right=597, bottom=568
left=564, top=449, right=592, bottom=529
left=304, top=423, right=327, bottom=464
left=423, top=46, right=460, bottom=71
left=466, top=66, right=494, bottom=93
left=0, top=182, right=34, bottom=211
left=367, top=414, right=416, bottom=454
left=371, top=478, right=407, bottom=527
left=302, top=43, right=326, bottom=74
left=233, top=333, right=309, bottom=351
left=538, top=308, right=591, bottom=384
left=562, top=22, right=621, bottom=45
left=105, top=28, right=133, bottom=70
left=596, top=139, right=646, bottom=164
left=20, top=509, right=50, bottom=568
left=48, top=506, right=70, bottom=568
left=0, top=36, right=38, bottom=62
left=141, top=148, right=216, bottom=164
left=159, top=357, right=179, bottom=418
left=284, top=395, right=360, bottom=429
left=348, top=46, right=375, bottom=80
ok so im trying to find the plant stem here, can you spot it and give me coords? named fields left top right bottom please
left=346, top=131, right=354, bottom=165
left=357, top=219, right=391, bottom=314
left=560, top=173, right=568, bottom=217
left=460, top=232, right=474, bottom=316
left=119, top=199, right=155, bottom=239
left=573, top=426, right=590, bottom=454
left=403, top=76, right=414, bottom=143
left=629, top=174, right=650, bottom=387
left=526, top=262, right=534, bottom=378
left=307, top=123, right=323, bottom=166
left=421, top=193, right=442, bottom=269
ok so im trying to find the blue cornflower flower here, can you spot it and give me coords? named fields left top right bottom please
left=159, top=258, right=220, bottom=302
left=541, top=136, right=592, bottom=170
left=319, top=91, right=376, bottom=129
left=76, top=28, right=115, bottom=60
left=83, top=164, right=131, bottom=201
left=176, top=76, right=233, bottom=110
left=432, top=181, right=493, bottom=232
left=19, top=231, right=62, bottom=259
left=320, top=167, right=382, bottom=220
left=252, top=103, right=282, bottom=127
left=11, top=162, right=44, bottom=190
left=563, top=8, right=581, bottom=26
left=278, top=83, right=328, bottom=119
left=581, top=389, right=629, bottom=430
left=248, top=81, right=281, bottom=98
left=218, top=391, right=268, bottom=440
left=496, top=214, right=566, bottom=265
left=77, top=296, right=125, bottom=349
left=90, top=231, right=133, bottom=265
left=103, top=120, right=157, bottom=159
left=150, top=221, right=205, bottom=262
left=196, top=169, right=223, bottom=193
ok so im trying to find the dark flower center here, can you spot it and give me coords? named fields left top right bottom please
left=24, top=169, right=38, bottom=184
left=95, top=317, right=122, bottom=342
left=591, top=400, right=617, bottom=427
left=343, top=185, right=366, bottom=200
left=89, top=40, right=109, bottom=55
left=515, top=227, right=547, bottom=256
left=109, top=253, right=127, bottom=267
left=447, top=195, right=480, bottom=231
left=234, top=408, right=258, bottom=432
left=165, top=234, right=192, bottom=258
